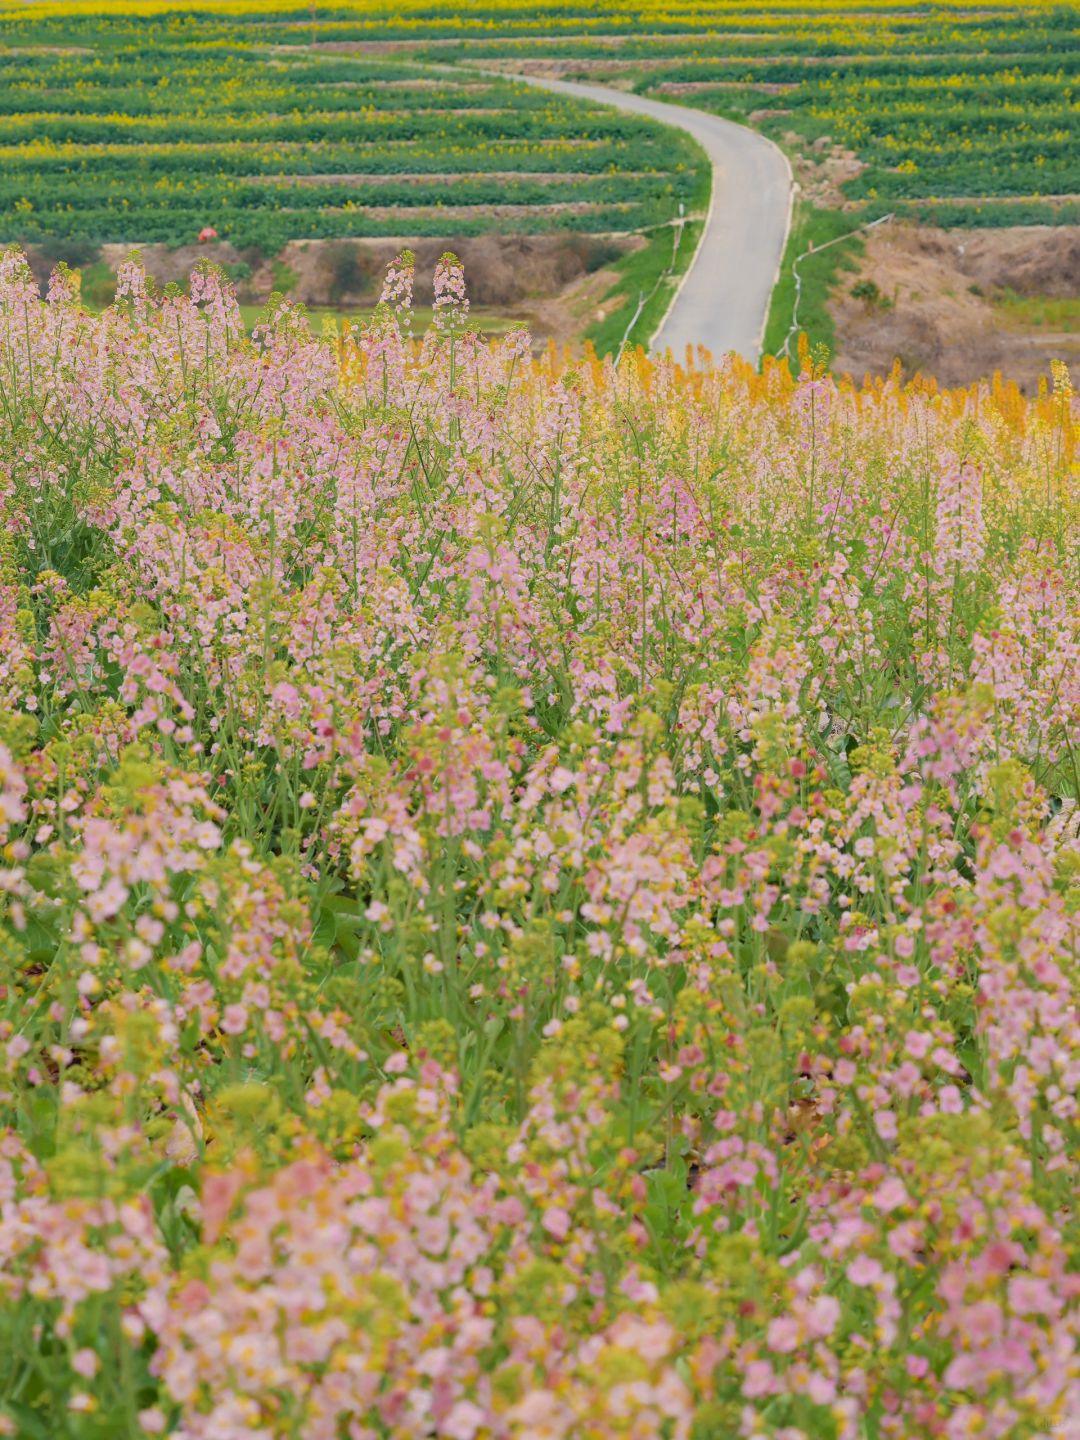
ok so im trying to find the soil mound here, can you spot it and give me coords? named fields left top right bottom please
left=831, top=223, right=1080, bottom=391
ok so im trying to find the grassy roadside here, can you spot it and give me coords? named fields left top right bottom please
left=761, top=204, right=868, bottom=360
left=586, top=126, right=711, bottom=357
left=586, top=217, right=705, bottom=356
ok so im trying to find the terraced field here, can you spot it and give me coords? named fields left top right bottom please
left=2, top=1, right=1073, bottom=256
left=0, top=32, right=706, bottom=251
left=416, top=4, right=1079, bottom=228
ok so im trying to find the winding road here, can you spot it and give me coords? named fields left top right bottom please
left=508, top=75, right=794, bottom=363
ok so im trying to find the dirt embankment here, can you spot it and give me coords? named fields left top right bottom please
left=831, top=224, right=1080, bottom=390
left=90, top=233, right=629, bottom=313
left=789, top=133, right=866, bottom=210
left=24, top=233, right=638, bottom=350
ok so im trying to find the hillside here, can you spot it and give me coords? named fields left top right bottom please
left=2, top=0, right=1076, bottom=372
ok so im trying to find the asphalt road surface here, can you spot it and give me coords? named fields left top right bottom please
left=511, top=75, right=794, bottom=364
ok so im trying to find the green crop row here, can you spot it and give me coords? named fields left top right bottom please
left=0, top=139, right=667, bottom=178
left=0, top=27, right=705, bottom=249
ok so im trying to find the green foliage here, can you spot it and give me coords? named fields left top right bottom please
left=270, top=258, right=299, bottom=297
left=851, top=277, right=892, bottom=313
left=762, top=204, right=866, bottom=357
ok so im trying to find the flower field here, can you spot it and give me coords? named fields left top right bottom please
left=0, top=245, right=1077, bottom=1437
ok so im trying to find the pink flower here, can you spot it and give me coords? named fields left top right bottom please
left=874, top=1108, right=898, bottom=1141
left=905, top=1031, right=932, bottom=1059
left=766, top=1315, right=801, bottom=1353
left=873, top=1177, right=909, bottom=1213
left=542, top=1206, right=571, bottom=1241
left=221, top=1004, right=247, bottom=1036
left=200, top=1174, right=245, bottom=1244
left=943, top=1354, right=982, bottom=1389
left=71, top=1349, right=98, bottom=1379
left=959, top=1300, right=1003, bottom=1345
left=847, top=1255, right=884, bottom=1287
left=742, top=1360, right=776, bottom=1398
left=612, top=1317, right=674, bottom=1362
left=1007, top=1275, right=1058, bottom=1317
left=444, top=1401, right=487, bottom=1440
left=806, top=1294, right=841, bottom=1337
left=807, top=1371, right=837, bottom=1404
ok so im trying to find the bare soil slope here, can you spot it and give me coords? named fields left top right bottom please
left=96, top=234, right=630, bottom=311
left=831, top=224, right=1080, bottom=390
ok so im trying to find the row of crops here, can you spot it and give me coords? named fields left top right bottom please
left=0, top=0, right=1073, bottom=251
left=393, top=4, right=1078, bottom=216
left=0, top=37, right=704, bottom=250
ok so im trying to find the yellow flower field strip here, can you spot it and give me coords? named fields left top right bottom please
left=0, top=0, right=1063, bottom=20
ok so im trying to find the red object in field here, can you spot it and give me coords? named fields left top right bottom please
left=198, top=226, right=219, bottom=243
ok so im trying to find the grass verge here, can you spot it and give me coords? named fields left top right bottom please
left=586, top=217, right=705, bottom=356
left=991, top=291, right=1080, bottom=331
left=761, top=204, right=868, bottom=360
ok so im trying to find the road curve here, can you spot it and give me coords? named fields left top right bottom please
left=508, top=74, right=794, bottom=364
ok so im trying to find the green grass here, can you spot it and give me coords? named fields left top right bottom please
left=271, top=260, right=300, bottom=295
left=237, top=302, right=515, bottom=337
left=992, top=291, right=1080, bottom=330
left=77, top=259, right=116, bottom=310
left=762, top=205, right=868, bottom=361
left=585, top=218, right=703, bottom=357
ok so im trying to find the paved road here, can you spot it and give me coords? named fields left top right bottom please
left=509, top=75, right=793, bottom=363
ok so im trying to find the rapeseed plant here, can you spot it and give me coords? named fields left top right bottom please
left=0, top=246, right=1076, bottom=1437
